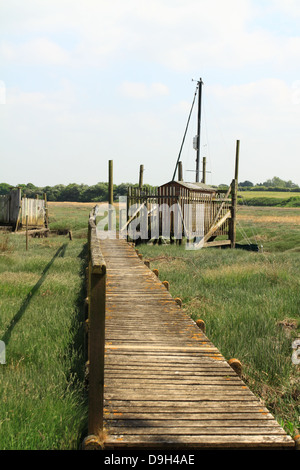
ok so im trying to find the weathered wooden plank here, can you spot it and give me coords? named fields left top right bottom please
left=104, top=412, right=275, bottom=421
left=105, top=425, right=287, bottom=435
left=103, top=434, right=295, bottom=450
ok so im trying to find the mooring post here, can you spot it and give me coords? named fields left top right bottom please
left=230, top=140, right=240, bottom=248
left=26, top=215, right=28, bottom=251
left=202, top=157, right=206, bottom=184
left=44, top=193, right=48, bottom=228
left=235, top=139, right=240, bottom=181
left=139, top=164, right=144, bottom=188
left=108, top=160, right=113, bottom=230
left=178, top=161, right=183, bottom=182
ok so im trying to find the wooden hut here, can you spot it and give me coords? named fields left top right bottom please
left=0, top=188, right=48, bottom=231
left=126, top=179, right=234, bottom=247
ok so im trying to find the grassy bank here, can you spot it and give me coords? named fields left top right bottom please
left=137, top=206, right=300, bottom=438
left=0, top=204, right=91, bottom=449
left=238, top=191, right=300, bottom=207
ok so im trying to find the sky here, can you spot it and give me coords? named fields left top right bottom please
left=1, top=0, right=300, bottom=188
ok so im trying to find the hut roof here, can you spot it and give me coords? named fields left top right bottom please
left=159, top=181, right=216, bottom=193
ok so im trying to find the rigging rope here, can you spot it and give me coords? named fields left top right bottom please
left=172, top=82, right=199, bottom=181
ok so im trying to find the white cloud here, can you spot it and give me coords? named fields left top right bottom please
left=118, top=81, right=169, bottom=99
left=1, top=0, right=299, bottom=73
left=0, top=37, right=69, bottom=65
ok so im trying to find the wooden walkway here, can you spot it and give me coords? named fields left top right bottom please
left=97, top=238, right=294, bottom=450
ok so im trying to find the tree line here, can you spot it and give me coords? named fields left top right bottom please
left=0, top=182, right=155, bottom=202
left=0, top=176, right=299, bottom=202
left=221, top=176, right=300, bottom=192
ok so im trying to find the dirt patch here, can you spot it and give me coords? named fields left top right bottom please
left=277, top=318, right=299, bottom=339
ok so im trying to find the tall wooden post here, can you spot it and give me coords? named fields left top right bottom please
left=44, top=193, right=48, bottom=228
left=178, top=161, right=183, bottom=181
left=139, top=164, right=144, bottom=188
left=196, top=78, right=203, bottom=183
left=108, top=160, right=113, bottom=230
left=235, top=139, right=240, bottom=181
left=202, top=157, right=206, bottom=184
left=26, top=215, right=28, bottom=251
left=230, top=140, right=240, bottom=248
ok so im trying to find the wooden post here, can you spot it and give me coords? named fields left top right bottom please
left=178, top=161, right=183, bottom=181
left=196, top=78, right=203, bottom=183
left=228, top=358, right=242, bottom=377
left=139, top=164, right=144, bottom=188
left=196, top=319, right=206, bottom=333
left=234, top=139, right=240, bottom=181
left=26, top=215, right=28, bottom=251
left=230, top=140, right=240, bottom=248
left=108, top=160, right=113, bottom=230
left=202, top=157, right=206, bottom=184
left=44, top=193, right=48, bottom=228
left=230, top=178, right=237, bottom=248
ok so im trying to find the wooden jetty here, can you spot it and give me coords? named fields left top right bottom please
left=84, top=213, right=295, bottom=450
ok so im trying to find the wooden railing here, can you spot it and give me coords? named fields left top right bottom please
left=85, top=206, right=106, bottom=444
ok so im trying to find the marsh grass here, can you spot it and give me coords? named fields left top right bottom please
left=0, top=200, right=299, bottom=447
left=0, top=204, right=91, bottom=449
left=138, top=206, right=300, bottom=437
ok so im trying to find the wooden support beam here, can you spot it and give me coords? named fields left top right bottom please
left=203, top=210, right=231, bottom=244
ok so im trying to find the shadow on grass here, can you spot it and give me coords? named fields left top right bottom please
left=1, top=243, right=68, bottom=346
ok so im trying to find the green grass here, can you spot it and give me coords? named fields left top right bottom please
left=137, top=206, right=300, bottom=438
left=239, top=191, right=300, bottom=199
left=238, top=191, right=300, bottom=207
left=0, top=201, right=299, bottom=447
left=0, top=204, right=91, bottom=449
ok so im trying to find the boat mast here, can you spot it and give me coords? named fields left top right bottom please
left=195, top=77, right=203, bottom=182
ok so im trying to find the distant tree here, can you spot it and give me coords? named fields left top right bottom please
left=0, top=183, right=12, bottom=195
left=260, top=177, right=299, bottom=189
left=239, top=180, right=253, bottom=187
